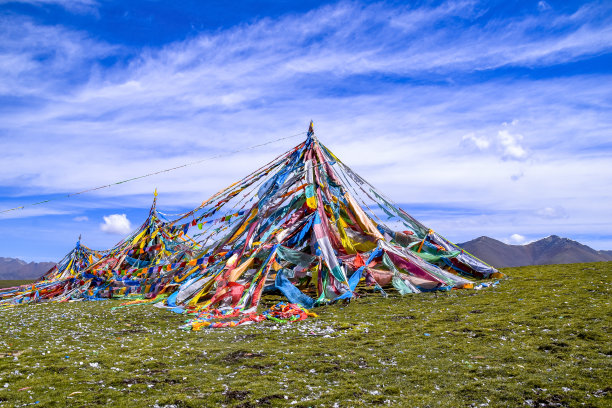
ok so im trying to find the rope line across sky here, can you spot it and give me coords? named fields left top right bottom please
left=0, top=131, right=306, bottom=214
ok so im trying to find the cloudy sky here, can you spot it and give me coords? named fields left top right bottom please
left=0, top=0, right=610, bottom=261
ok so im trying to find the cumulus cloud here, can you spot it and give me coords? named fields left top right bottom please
left=498, top=129, right=528, bottom=161
left=461, top=121, right=529, bottom=161
left=462, top=132, right=490, bottom=150
left=508, top=233, right=527, bottom=245
left=100, top=214, right=132, bottom=235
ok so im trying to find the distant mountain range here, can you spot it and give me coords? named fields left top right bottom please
left=457, top=235, right=612, bottom=268
left=0, top=257, right=55, bottom=280
left=0, top=235, right=610, bottom=279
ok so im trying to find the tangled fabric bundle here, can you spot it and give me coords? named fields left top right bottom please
left=263, top=302, right=318, bottom=323
left=185, top=302, right=318, bottom=331
left=112, top=294, right=169, bottom=309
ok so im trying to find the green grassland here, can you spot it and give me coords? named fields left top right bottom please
left=0, top=262, right=610, bottom=407
left=0, top=281, right=33, bottom=289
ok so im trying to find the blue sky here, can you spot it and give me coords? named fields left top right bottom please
left=0, top=0, right=610, bottom=261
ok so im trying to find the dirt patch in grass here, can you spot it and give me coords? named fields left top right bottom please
left=224, top=350, right=265, bottom=363
left=224, top=389, right=251, bottom=401
left=258, top=393, right=284, bottom=404
left=390, top=314, right=416, bottom=320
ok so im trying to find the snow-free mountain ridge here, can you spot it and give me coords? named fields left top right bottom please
left=457, top=235, right=612, bottom=268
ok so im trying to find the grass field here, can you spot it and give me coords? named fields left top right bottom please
left=0, top=262, right=610, bottom=407
left=0, top=281, right=33, bottom=289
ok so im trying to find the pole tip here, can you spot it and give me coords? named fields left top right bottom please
left=308, top=120, right=314, bottom=135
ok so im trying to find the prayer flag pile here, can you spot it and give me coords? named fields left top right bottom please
left=0, top=122, right=502, bottom=328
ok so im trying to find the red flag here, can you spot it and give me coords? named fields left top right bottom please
left=354, top=253, right=365, bottom=268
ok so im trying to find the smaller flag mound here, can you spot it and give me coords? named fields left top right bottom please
left=184, top=302, right=318, bottom=330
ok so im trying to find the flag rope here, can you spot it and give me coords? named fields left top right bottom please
left=0, top=131, right=306, bottom=214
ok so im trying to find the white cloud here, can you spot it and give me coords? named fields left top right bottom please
left=462, top=132, right=490, bottom=150
left=461, top=121, right=529, bottom=161
left=498, top=129, right=528, bottom=161
left=0, top=16, right=117, bottom=97
left=538, top=1, right=552, bottom=12
left=73, top=216, right=89, bottom=222
left=100, top=214, right=132, bottom=235
left=536, top=206, right=568, bottom=219
left=0, top=206, right=71, bottom=219
left=508, top=233, right=527, bottom=245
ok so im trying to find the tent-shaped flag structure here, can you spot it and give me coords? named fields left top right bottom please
left=0, top=123, right=502, bottom=328
left=79, top=192, right=200, bottom=301
left=0, top=238, right=104, bottom=304
left=159, top=122, right=502, bottom=328
left=0, top=194, right=195, bottom=305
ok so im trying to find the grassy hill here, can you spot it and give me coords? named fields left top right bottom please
left=0, top=262, right=610, bottom=407
left=0, top=280, right=34, bottom=289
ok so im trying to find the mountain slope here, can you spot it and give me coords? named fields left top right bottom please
left=0, top=257, right=56, bottom=280
left=598, top=250, right=612, bottom=259
left=457, top=236, right=531, bottom=268
left=457, top=235, right=612, bottom=268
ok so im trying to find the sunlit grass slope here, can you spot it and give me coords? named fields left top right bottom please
left=0, top=262, right=610, bottom=407
left=0, top=281, right=33, bottom=289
